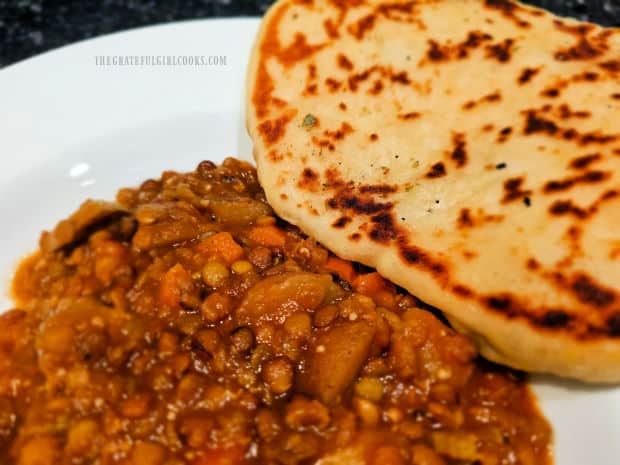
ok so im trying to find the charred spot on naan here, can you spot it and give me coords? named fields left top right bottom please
left=252, top=1, right=326, bottom=119
left=485, top=38, right=515, bottom=62
left=557, top=104, right=591, bottom=119
left=425, top=162, right=447, bottom=179
left=479, top=290, right=620, bottom=339
left=555, top=38, right=607, bottom=61
left=398, top=111, right=421, bottom=120
left=345, top=65, right=412, bottom=94
left=332, top=216, right=352, bottom=228
left=549, top=199, right=589, bottom=219
left=325, top=77, right=342, bottom=92
left=599, top=59, right=620, bottom=74
left=347, top=13, right=376, bottom=40
left=483, top=0, right=531, bottom=28
left=462, top=91, right=502, bottom=110
left=502, top=177, right=532, bottom=203
left=326, top=189, right=395, bottom=215
left=539, top=311, right=571, bottom=328
left=337, top=53, right=354, bottom=70
left=554, top=225, right=585, bottom=268
left=457, top=208, right=505, bottom=230
left=449, top=133, right=468, bottom=168
left=540, top=72, right=602, bottom=99
left=497, top=126, right=513, bottom=143
left=553, top=272, right=616, bottom=308
left=298, top=168, right=321, bottom=192
left=424, top=31, right=495, bottom=64
left=304, top=64, right=319, bottom=95
left=523, top=110, right=559, bottom=136
left=376, top=0, right=424, bottom=26
left=517, top=66, right=541, bottom=84
left=608, top=313, right=620, bottom=336
left=552, top=20, right=614, bottom=62
left=542, top=170, right=611, bottom=193
left=569, top=153, right=603, bottom=170
left=548, top=189, right=618, bottom=219
left=522, top=109, right=619, bottom=145
left=258, top=112, right=297, bottom=146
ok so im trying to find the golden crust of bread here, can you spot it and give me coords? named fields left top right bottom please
left=246, top=0, right=620, bottom=382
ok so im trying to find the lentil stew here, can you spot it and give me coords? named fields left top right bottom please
left=1, top=159, right=552, bottom=465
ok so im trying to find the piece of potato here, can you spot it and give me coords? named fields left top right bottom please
left=299, top=320, right=376, bottom=404
left=235, top=272, right=332, bottom=326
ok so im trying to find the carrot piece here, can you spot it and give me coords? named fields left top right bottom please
left=248, top=225, right=286, bottom=248
left=372, top=289, right=397, bottom=310
left=158, top=263, right=193, bottom=308
left=198, top=232, right=244, bottom=264
left=353, top=272, right=396, bottom=309
left=324, top=256, right=356, bottom=283
left=353, top=272, right=388, bottom=294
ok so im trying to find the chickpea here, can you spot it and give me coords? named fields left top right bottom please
left=66, top=419, right=99, bottom=457
left=428, top=402, right=464, bottom=428
left=280, top=432, right=320, bottom=463
left=250, top=344, right=273, bottom=371
left=129, top=441, right=167, bottom=465
left=284, top=312, right=312, bottom=339
left=354, top=377, right=384, bottom=402
left=135, top=204, right=166, bottom=224
left=201, top=260, right=230, bottom=287
left=120, top=392, right=152, bottom=419
left=231, top=260, right=253, bottom=274
left=255, top=408, right=282, bottom=441
left=353, top=397, right=380, bottom=426
left=200, top=292, right=231, bottom=323
left=384, top=407, right=404, bottom=424
left=430, top=383, right=456, bottom=403
left=196, top=160, right=217, bottom=176
left=362, top=357, right=390, bottom=377
left=196, top=329, right=222, bottom=355
left=256, top=215, right=277, bottom=226
left=398, top=421, right=424, bottom=440
left=262, top=357, right=294, bottom=394
left=371, top=446, right=406, bottom=465
left=157, top=332, right=179, bottom=356
left=285, top=396, right=330, bottom=430
left=17, top=436, right=58, bottom=465
left=230, top=327, right=255, bottom=354
left=247, top=246, right=272, bottom=269
left=411, top=444, right=447, bottom=465
left=313, top=305, right=339, bottom=328
left=178, top=415, right=214, bottom=448
left=171, top=353, right=191, bottom=377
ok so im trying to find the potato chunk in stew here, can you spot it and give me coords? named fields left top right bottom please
left=3, top=159, right=552, bottom=465
left=235, top=272, right=332, bottom=326
left=299, top=320, right=376, bottom=405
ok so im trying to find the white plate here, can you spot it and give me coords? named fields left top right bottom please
left=0, top=18, right=618, bottom=465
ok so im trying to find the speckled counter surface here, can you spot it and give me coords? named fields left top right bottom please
left=1, top=0, right=619, bottom=67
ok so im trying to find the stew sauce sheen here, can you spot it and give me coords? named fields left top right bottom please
left=1, top=159, right=552, bottom=465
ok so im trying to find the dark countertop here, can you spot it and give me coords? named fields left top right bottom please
left=1, top=0, right=619, bottom=68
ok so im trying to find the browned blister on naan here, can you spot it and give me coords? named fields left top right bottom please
left=246, top=0, right=620, bottom=382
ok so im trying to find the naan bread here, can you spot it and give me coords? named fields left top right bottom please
left=246, top=0, right=620, bottom=382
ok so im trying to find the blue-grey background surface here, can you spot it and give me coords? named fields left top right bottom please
left=1, top=0, right=620, bottom=68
